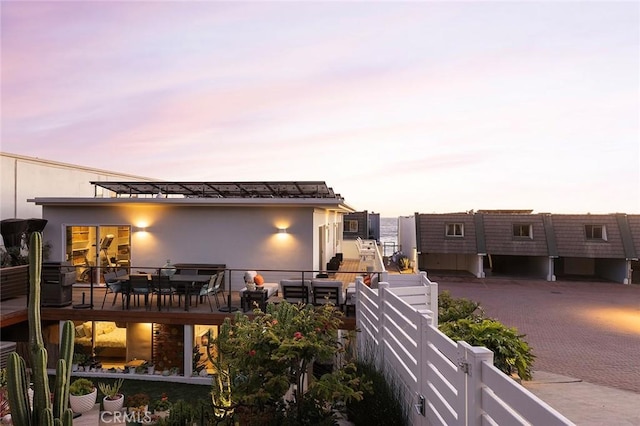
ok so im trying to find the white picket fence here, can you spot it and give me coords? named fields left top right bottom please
left=354, top=275, right=574, bottom=426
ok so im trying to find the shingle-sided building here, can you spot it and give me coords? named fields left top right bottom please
left=415, top=211, right=639, bottom=284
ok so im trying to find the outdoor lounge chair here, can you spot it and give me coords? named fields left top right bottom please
left=280, top=279, right=311, bottom=304
left=310, top=279, right=344, bottom=307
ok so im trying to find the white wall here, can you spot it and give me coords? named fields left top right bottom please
left=42, top=203, right=328, bottom=290
left=1, top=153, right=151, bottom=220
left=423, top=253, right=476, bottom=272
left=312, top=209, right=342, bottom=272
left=397, top=215, right=416, bottom=255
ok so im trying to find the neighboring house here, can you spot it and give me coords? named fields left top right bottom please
left=31, top=180, right=355, bottom=290
left=415, top=211, right=639, bottom=284
left=1, top=152, right=154, bottom=221
left=415, top=211, right=485, bottom=278
left=343, top=210, right=380, bottom=242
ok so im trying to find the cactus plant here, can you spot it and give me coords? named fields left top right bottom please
left=6, top=232, right=75, bottom=425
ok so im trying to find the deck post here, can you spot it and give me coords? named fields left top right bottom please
left=184, top=325, right=193, bottom=377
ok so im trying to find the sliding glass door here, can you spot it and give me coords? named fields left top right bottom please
left=65, top=225, right=131, bottom=283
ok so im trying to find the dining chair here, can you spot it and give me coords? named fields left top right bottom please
left=151, top=274, right=177, bottom=310
left=101, top=271, right=124, bottom=309
left=195, top=272, right=224, bottom=311
left=174, top=269, right=197, bottom=306
left=127, top=274, right=151, bottom=309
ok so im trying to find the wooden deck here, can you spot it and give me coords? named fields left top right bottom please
left=1, top=259, right=368, bottom=329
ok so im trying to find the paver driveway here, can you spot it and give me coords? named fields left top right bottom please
left=433, top=275, right=640, bottom=393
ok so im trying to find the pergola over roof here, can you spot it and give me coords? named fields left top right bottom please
left=91, top=181, right=342, bottom=200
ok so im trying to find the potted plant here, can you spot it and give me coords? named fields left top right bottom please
left=72, top=352, right=87, bottom=372
left=153, top=393, right=171, bottom=418
left=69, top=378, right=97, bottom=414
left=126, top=393, right=150, bottom=413
left=99, top=377, right=125, bottom=414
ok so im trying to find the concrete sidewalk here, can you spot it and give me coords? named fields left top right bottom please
left=523, top=371, right=640, bottom=425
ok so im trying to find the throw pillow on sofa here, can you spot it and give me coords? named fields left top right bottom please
left=254, top=274, right=264, bottom=286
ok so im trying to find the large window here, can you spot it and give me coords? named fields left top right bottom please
left=446, top=223, right=464, bottom=237
left=513, top=224, right=533, bottom=239
left=345, top=220, right=359, bottom=233
left=65, top=225, right=131, bottom=283
left=585, top=224, right=607, bottom=241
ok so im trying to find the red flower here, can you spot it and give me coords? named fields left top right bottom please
left=293, top=332, right=303, bottom=340
left=248, top=349, right=256, bottom=357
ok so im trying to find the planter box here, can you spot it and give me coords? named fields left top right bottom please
left=0, top=265, right=28, bottom=301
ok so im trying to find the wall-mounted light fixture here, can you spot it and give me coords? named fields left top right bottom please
left=278, top=228, right=288, bottom=234
left=135, top=225, right=147, bottom=232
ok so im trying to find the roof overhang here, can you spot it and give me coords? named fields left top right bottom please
left=29, top=196, right=356, bottom=213
left=29, top=180, right=357, bottom=213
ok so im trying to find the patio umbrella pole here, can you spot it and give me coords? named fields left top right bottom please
left=218, top=269, right=238, bottom=312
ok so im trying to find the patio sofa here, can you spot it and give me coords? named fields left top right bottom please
left=279, top=279, right=312, bottom=304
left=310, top=279, right=344, bottom=307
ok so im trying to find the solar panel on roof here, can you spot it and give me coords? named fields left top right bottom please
left=91, top=181, right=341, bottom=200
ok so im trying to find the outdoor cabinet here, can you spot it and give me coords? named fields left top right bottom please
left=41, top=262, right=76, bottom=307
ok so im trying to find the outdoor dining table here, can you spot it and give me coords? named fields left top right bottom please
left=169, top=274, right=211, bottom=311
left=116, top=273, right=211, bottom=311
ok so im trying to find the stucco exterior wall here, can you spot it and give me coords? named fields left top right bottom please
left=1, top=152, right=152, bottom=220
left=42, top=203, right=325, bottom=290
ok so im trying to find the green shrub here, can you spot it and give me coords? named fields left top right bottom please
left=210, top=302, right=367, bottom=425
left=438, top=290, right=482, bottom=323
left=439, top=318, right=535, bottom=380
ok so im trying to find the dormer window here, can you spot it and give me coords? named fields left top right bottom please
left=513, top=224, right=533, bottom=239
left=585, top=224, right=607, bottom=241
left=446, top=223, right=464, bottom=237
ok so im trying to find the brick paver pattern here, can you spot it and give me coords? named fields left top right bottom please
left=434, top=276, right=640, bottom=394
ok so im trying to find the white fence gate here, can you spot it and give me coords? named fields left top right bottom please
left=355, top=277, right=573, bottom=426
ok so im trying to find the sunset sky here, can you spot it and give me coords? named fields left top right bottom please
left=1, top=1, right=638, bottom=217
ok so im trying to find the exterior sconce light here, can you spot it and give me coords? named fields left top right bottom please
left=278, top=228, right=287, bottom=234
left=135, top=226, right=147, bottom=232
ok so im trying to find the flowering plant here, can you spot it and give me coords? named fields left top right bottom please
left=210, top=301, right=368, bottom=423
left=154, top=393, right=171, bottom=411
